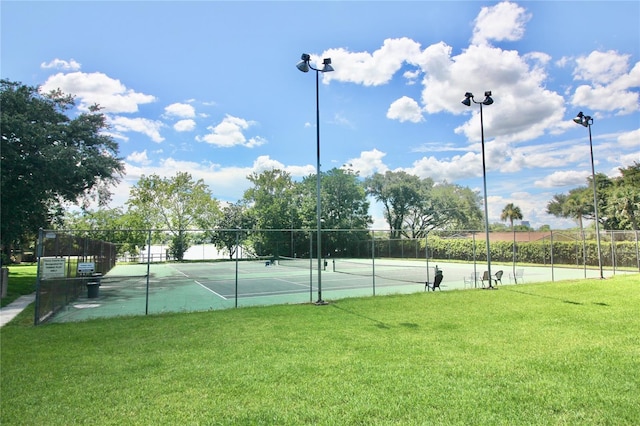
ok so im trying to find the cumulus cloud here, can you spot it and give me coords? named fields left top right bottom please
left=322, top=1, right=565, bottom=145
left=322, top=37, right=423, bottom=86
left=573, top=50, right=632, bottom=85
left=174, top=119, right=196, bottom=132
left=344, top=149, right=389, bottom=177
left=471, top=1, right=531, bottom=45
left=126, top=150, right=152, bottom=166
left=386, top=96, right=424, bottom=123
left=571, top=52, right=640, bottom=115
left=164, top=102, right=196, bottom=118
left=534, top=170, right=589, bottom=188
left=40, top=71, right=156, bottom=113
left=617, top=129, right=640, bottom=148
left=197, top=114, right=266, bottom=148
left=109, top=116, right=164, bottom=143
left=40, top=58, right=81, bottom=71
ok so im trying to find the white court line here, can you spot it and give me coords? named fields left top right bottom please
left=169, top=265, right=190, bottom=278
left=194, top=280, right=228, bottom=300
left=273, top=277, right=310, bottom=289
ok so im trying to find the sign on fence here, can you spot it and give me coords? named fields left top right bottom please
left=41, top=258, right=66, bottom=279
left=77, top=262, right=95, bottom=274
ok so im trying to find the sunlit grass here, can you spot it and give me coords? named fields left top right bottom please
left=1, top=275, right=639, bottom=424
left=1, top=264, right=37, bottom=308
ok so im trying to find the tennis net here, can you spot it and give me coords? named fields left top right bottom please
left=278, top=256, right=326, bottom=270
left=332, top=259, right=428, bottom=284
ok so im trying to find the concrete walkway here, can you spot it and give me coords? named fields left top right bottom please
left=0, top=294, right=35, bottom=327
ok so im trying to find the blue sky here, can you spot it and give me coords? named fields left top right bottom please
left=2, top=1, right=639, bottom=230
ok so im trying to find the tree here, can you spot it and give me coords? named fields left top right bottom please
left=1, top=79, right=124, bottom=260
left=364, top=171, right=424, bottom=238
left=209, top=202, right=256, bottom=260
left=604, top=163, right=640, bottom=231
left=126, top=172, right=221, bottom=261
left=500, top=203, right=523, bottom=230
left=243, top=169, right=298, bottom=256
left=60, top=208, right=148, bottom=257
left=365, top=171, right=483, bottom=238
left=300, top=168, right=372, bottom=256
left=406, top=182, right=483, bottom=237
left=501, top=203, right=523, bottom=280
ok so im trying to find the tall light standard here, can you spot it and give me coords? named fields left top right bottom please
left=573, top=111, right=604, bottom=279
left=296, top=53, right=334, bottom=304
left=462, top=91, right=495, bottom=288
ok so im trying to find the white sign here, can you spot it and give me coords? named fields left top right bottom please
left=41, top=258, right=66, bottom=279
left=77, top=262, right=95, bottom=274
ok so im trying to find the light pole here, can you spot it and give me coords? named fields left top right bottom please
left=462, top=91, right=495, bottom=288
left=296, top=53, right=334, bottom=304
left=573, top=112, right=604, bottom=279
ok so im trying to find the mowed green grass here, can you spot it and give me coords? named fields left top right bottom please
left=1, top=275, right=639, bottom=425
left=1, top=264, right=37, bottom=308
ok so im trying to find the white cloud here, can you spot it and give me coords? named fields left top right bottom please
left=164, top=102, right=196, bottom=118
left=323, top=15, right=565, bottom=145
left=534, top=170, right=589, bottom=188
left=344, top=149, right=389, bottom=177
left=322, top=37, right=423, bottom=86
left=250, top=155, right=315, bottom=177
left=126, top=150, right=152, bottom=166
left=405, top=151, right=481, bottom=182
left=471, top=1, right=531, bottom=46
left=40, top=58, right=81, bottom=71
left=197, top=114, right=266, bottom=148
left=174, top=119, right=196, bottom=132
left=110, top=116, right=164, bottom=143
left=571, top=54, right=640, bottom=115
left=573, top=50, right=632, bottom=85
left=617, top=129, right=640, bottom=148
left=386, top=96, right=424, bottom=123
left=40, top=71, right=156, bottom=113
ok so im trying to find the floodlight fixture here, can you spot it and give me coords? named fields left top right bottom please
left=573, top=111, right=603, bottom=279
left=295, top=52, right=335, bottom=305
left=462, top=90, right=495, bottom=288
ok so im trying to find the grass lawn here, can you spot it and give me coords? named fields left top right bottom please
left=1, top=274, right=639, bottom=425
left=0, top=264, right=37, bottom=308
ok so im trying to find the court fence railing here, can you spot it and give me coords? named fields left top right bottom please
left=34, top=228, right=639, bottom=324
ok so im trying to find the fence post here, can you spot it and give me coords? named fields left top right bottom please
left=34, top=228, right=44, bottom=326
left=550, top=231, right=555, bottom=282
left=145, top=230, right=151, bottom=315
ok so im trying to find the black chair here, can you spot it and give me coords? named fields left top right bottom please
left=494, top=270, right=503, bottom=285
left=426, top=272, right=443, bottom=291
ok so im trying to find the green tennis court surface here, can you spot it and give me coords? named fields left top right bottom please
left=50, top=258, right=629, bottom=323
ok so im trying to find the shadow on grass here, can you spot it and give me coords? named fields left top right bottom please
left=503, top=287, right=610, bottom=307
left=330, top=303, right=392, bottom=329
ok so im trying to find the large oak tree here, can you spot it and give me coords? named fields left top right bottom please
left=1, top=79, right=124, bottom=260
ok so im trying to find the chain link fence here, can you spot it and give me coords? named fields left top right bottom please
left=34, top=228, right=639, bottom=324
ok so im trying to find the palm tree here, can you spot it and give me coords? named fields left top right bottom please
left=501, top=203, right=523, bottom=282
left=547, top=189, right=592, bottom=277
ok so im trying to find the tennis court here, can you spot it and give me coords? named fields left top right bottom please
left=49, top=257, right=630, bottom=323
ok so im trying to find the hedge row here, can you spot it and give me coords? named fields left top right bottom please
left=423, top=236, right=639, bottom=268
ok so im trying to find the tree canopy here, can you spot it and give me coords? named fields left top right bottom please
left=1, top=79, right=124, bottom=259
left=365, top=171, right=482, bottom=238
left=126, top=172, right=221, bottom=260
left=547, top=163, right=640, bottom=232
